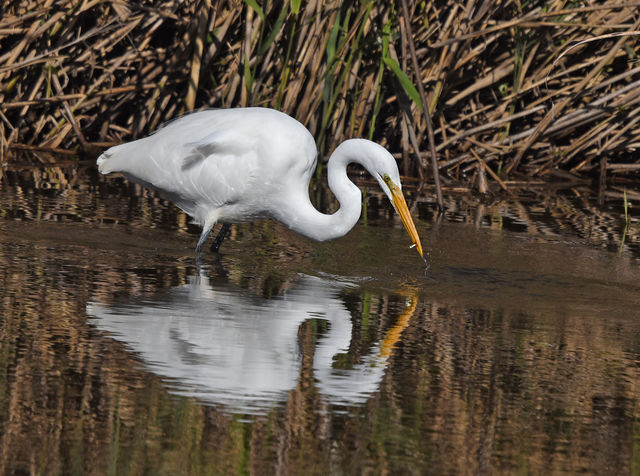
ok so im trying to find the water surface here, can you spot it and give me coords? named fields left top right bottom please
left=1, top=169, right=639, bottom=474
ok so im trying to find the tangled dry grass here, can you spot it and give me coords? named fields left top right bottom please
left=1, top=0, right=639, bottom=189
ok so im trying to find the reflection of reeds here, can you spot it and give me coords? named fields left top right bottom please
left=1, top=188, right=640, bottom=473
left=619, top=188, right=630, bottom=255
left=1, top=1, right=639, bottom=187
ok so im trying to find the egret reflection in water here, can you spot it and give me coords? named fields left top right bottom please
left=86, top=273, right=416, bottom=414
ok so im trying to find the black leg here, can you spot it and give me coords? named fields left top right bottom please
left=210, top=223, right=231, bottom=252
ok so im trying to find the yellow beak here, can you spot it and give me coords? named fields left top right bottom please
left=384, top=177, right=423, bottom=258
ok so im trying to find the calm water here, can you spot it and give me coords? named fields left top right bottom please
left=1, top=167, right=639, bottom=474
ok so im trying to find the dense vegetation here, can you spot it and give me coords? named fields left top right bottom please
left=1, top=0, right=639, bottom=188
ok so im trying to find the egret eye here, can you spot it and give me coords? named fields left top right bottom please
left=382, top=173, right=399, bottom=194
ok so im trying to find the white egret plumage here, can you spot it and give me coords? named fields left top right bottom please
left=86, top=273, right=410, bottom=413
left=97, top=107, right=423, bottom=257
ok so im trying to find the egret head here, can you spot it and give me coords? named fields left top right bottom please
left=364, top=143, right=424, bottom=259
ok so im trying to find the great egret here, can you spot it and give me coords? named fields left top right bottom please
left=97, top=107, right=423, bottom=257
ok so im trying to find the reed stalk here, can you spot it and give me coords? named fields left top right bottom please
left=0, top=0, right=639, bottom=190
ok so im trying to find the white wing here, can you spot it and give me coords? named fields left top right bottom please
left=97, top=108, right=318, bottom=226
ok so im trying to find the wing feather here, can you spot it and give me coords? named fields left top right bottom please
left=182, top=129, right=257, bottom=171
left=97, top=108, right=318, bottom=226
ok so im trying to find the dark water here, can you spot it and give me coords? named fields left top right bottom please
left=1, top=168, right=639, bottom=474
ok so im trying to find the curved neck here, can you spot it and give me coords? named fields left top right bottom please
left=274, top=141, right=366, bottom=242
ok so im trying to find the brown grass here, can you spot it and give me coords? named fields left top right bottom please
left=1, top=0, right=639, bottom=189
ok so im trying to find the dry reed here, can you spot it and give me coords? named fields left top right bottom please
left=1, top=0, right=639, bottom=189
